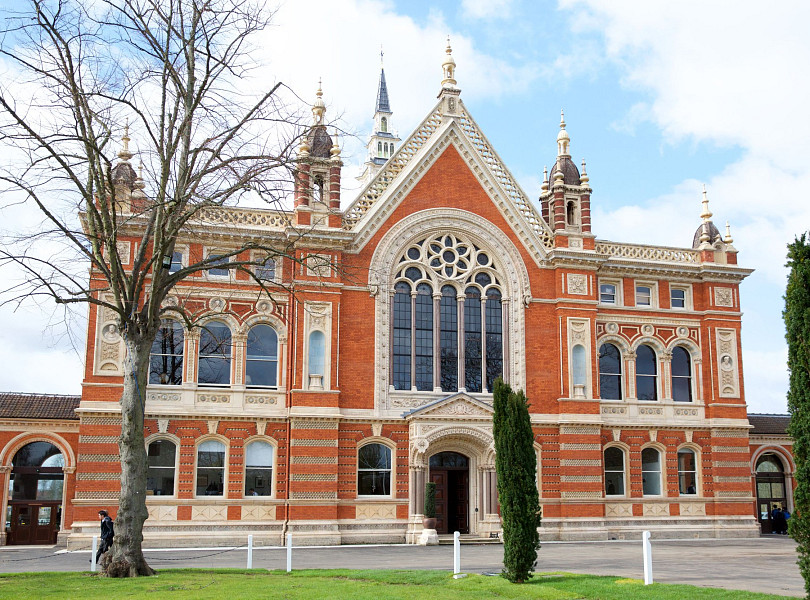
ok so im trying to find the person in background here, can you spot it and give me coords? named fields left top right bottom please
left=95, top=510, right=115, bottom=564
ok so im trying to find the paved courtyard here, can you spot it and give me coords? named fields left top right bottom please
left=0, top=536, right=803, bottom=597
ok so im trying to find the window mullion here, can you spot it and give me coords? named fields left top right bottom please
left=481, top=297, right=487, bottom=392
left=433, top=292, right=440, bottom=391
left=457, top=294, right=465, bottom=391
left=410, top=292, right=416, bottom=391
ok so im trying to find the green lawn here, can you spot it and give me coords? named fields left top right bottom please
left=0, top=569, right=796, bottom=599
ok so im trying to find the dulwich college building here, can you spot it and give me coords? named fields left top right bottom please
left=0, top=47, right=797, bottom=546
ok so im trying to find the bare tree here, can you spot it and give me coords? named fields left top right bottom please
left=0, top=0, right=311, bottom=576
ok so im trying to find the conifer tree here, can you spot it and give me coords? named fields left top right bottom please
left=785, top=233, right=810, bottom=595
left=493, top=377, right=541, bottom=583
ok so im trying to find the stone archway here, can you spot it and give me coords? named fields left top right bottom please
left=6, top=441, right=66, bottom=545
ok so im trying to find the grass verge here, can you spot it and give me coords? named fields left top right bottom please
left=0, top=569, right=796, bottom=599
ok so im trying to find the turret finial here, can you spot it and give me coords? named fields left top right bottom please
left=312, top=79, right=326, bottom=124
left=580, top=159, right=589, bottom=184
left=331, top=126, right=341, bottom=159
left=118, top=118, right=134, bottom=162
left=541, top=166, right=549, bottom=192
left=724, top=221, right=734, bottom=244
left=557, top=109, right=570, bottom=157
left=441, top=36, right=457, bottom=88
left=700, top=184, right=713, bottom=222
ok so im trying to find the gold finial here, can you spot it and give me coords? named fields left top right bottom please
left=541, top=166, right=549, bottom=192
left=724, top=221, right=734, bottom=244
left=118, top=118, right=133, bottom=162
left=557, top=109, right=570, bottom=156
left=441, top=36, right=457, bottom=88
left=330, top=126, right=341, bottom=158
left=700, top=184, right=713, bottom=222
left=312, top=79, right=326, bottom=124
left=580, top=159, right=589, bottom=184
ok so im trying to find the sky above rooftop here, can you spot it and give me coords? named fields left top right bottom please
left=1, top=0, right=806, bottom=414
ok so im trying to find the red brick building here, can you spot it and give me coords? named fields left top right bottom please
left=2, top=46, right=784, bottom=546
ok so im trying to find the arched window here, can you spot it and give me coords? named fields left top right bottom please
left=598, top=343, right=622, bottom=400
left=464, top=287, right=482, bottom=392
left=196, top=440, right=225, bottom=496
left=198, top=321, right=231, bottom=386
left=414, top=283, right=433, bottom=391
left=246, top=324, right=278, bottom=388
left=245, top=441, right=274, bottom=497
left=149, top=320, right=184, bottom=385
left=572, top=344, right=586, bottom=388
left=377, top=141, right=382, bottom=157
left=678, top=448, right=697, bottom=495
left=671, top=346, right=692, bottom=402
left=380, top=117, right=387, bottom=133
left=636, top=345, right=657, bottom=401
left=358, top=443, right=392, bottom=496
left=641, top=448, right=662, bottom=495
left=604, top=447, right=625, bottom=496
left=392, top=281, right=412, bottom=390
left=147, top=439, right=176, bottom=496
left=391, top=235, right=505, bottom=393
left=440, top=285, right=458, bottom=392
left=312, top=175, right=324, bottom=203
left=566, top=200, right=578, bottom=226
left=10, top=442, right=64, bottom=501
left=308, top=330, right=326, bottom=389
left=485, top=288, right=503, bottom=392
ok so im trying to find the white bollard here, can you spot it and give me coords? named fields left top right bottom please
left=453, top=531, right=460, bottom=575
left=642, top=530, right=653, bottom=585
left=286, top=533, right=292, bottom=572
left=90, top=536, right=98, bottom=572
left=247, top=534, right=253, bottom=569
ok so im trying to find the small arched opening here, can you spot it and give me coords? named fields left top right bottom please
left=7, top=441, right=65, bottom=545
left=755, top=453, right=788, bottom=534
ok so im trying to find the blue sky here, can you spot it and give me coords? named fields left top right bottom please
left=1, top=0, right=807, bottom=414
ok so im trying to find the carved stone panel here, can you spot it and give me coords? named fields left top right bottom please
left=567, top=273, right=588, bottom=295
left=714, top=287, right=734, bottom=307
left=716, top=328, right=740, bottom=397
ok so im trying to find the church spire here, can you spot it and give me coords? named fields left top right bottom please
left=357, top=51, right=401, bottom=187
left=376, top=49, right=391, bottom=113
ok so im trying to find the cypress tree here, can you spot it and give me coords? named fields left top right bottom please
left=493, top=377, right=541, bottom=583
left=785, top=233, right=810, bottom=595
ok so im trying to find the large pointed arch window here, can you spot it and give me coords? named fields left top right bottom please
left=391, top=234, right=507, bottom=393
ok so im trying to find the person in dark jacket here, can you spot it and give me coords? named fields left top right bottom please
left=95, top=510, right=115, bottom=564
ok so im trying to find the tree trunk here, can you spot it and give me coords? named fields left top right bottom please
left=104, top=334, right=155, bottom=577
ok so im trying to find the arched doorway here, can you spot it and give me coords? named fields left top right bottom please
left=429, top=451, right=469, bottom=534
left=6, top=442, right=65, bottom=545
left=755, top=453, right=787, bottom=534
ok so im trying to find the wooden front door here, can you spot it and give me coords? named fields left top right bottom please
left=429, top=451, right=470, bottom=535
left=8, top=503, right=60, bottom=545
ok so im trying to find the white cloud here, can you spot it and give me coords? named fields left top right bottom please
left=461, top=0, right=514, bottom=20
left=561, top=0, right=810, bottom=413
left=253, top=0, right=538, bottom=183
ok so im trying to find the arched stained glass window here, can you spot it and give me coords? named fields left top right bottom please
left=598, top=343, right=622, bottom=400
left=440, top=285, right=458, bottom=392
left=671, top=346, right=692, bottom=402
left=390, top=234, right=506, bottom=393
left=636, top=345, right=657, bottom=401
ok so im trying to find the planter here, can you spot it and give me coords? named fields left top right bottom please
left=422, top=517, right=436, bottom=530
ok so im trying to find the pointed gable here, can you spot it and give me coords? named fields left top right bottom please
left=403, top=392, right=494, bottom=420
left=344, top=100, right=554, bottom=265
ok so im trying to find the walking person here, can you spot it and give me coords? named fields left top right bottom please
left=95, top=510, right=115, bottom=564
